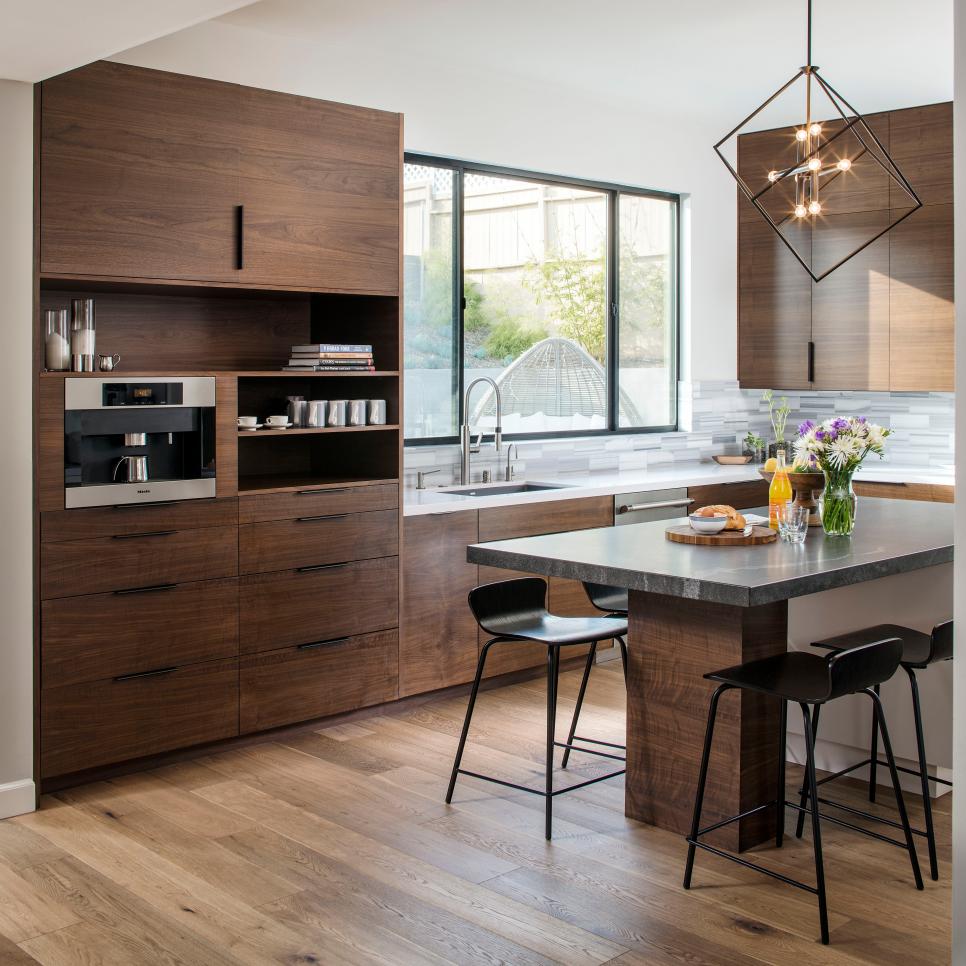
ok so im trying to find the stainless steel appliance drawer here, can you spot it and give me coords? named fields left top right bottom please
left=614, top=487, right=692, bottom=525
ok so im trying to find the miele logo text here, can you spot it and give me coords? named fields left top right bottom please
left=137, top=489, right=151, bottom=494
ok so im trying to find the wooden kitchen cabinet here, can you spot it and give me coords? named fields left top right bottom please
left=478, top=497, right=614, bottom=678
left=687, top=479, right=769, bottom=512
left=40, top=61, right=401, bottom=294
left=400, top=510, right=480, bottom=697
left=853, top=481, right=954, bottom=503
left=737, top=102, right=954, bottom=392
left=40, top=62, right=243, bottom=283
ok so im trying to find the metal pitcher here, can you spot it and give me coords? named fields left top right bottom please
left=113, top=455, right=149, bottom=483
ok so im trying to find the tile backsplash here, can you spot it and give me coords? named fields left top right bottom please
left=404, top=381, right=954, bottom=486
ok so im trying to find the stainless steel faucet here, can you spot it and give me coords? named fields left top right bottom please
left=504, top=443, right=518, bottom=481
left=460, top=376, right=502, bottom=484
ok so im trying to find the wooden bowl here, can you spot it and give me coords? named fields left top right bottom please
left=760, top=469, right=826, bottom=526
left=712, top=454, right=753, bottom=465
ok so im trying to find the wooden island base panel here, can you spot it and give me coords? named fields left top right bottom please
left=626, top=592, right=786, bottom=851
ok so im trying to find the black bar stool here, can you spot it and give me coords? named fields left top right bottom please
left=796, top=620, right=953, bottom=880
left=446, top=577, right=629, bottom=839
left=561, top=583, right=628, bottom=769
left=684, top=636, right=923, bottom=946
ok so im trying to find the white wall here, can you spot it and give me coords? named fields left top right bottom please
left=952, top=1, right=965, bottom=958
left=0, top=80, right=37, bottom=818
left=112, top=20, right=738, bottom=384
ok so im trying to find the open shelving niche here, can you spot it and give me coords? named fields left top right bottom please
left=38, top=282, right=402, bottom=497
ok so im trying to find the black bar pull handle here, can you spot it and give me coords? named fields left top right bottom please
left=297, top=638, right=349, bottom=651
left=113, top=583, right=177, bottom=597
left=114, top=666, right=178, bottom=683
left=111, top=530, right=176, bottom=541
left=296, top=562, right=348, bottom=574
left=296, top=514, right=347, bottom=523
left=112, top=501, right=180, bottom=510
left=807, top=341, right=815, bottom=383
left=296, top=488, right=349, bottom=495
left=235, top=204, right=244, bottom=270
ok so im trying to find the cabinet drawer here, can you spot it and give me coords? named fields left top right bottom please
left=41, top=658, right=239, bottom=778
left=240, top=629, right=398, bottom=733
left=687, top=479, right=769, bottom=512
left=239, top=509, right=397, bottom=575
left=42, top=498, right=239, bottom=543
left=238, top=483, right=397, bottom=525
left=42, top=578, right=239, bottom=688
left=853, top=481, right=955, bottom=503
left=42, top=526, right=238, bottom=599
left=240, top=557, right=398, bottom=654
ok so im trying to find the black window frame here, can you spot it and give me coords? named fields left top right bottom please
left=404, top=153, right=681, bottom=445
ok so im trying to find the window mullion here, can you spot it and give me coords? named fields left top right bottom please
left=607, top=190, right=619, bottom=432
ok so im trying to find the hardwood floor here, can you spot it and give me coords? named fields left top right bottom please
left=0, top=661, right=951, bottom=964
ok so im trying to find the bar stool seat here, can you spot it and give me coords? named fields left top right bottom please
left=446, top=577, right=628, bottom=840
left=814, top=623, right=934, bottom=667
left=708, top=651, right=853, bottom=703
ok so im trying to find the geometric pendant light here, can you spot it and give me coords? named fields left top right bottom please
left=713, top=0, right=921, bottom=282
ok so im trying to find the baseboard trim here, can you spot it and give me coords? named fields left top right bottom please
left=0, top=779, right=36, bottom=818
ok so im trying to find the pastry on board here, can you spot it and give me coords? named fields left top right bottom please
left=692, top=504, right=748, bottom=530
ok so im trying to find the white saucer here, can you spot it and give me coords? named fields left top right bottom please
left=263, top=422, right=293, bottom=430
left=238, top=423, right=263, bottom=431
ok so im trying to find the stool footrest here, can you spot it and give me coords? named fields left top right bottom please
left=456, top=767, right=625, bottom=798
left=553, top=739, right=626, bottom=763
left=686, top=838, right=819, bottom=896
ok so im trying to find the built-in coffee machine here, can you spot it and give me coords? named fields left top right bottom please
left=64, top=377, right=216, bottom=507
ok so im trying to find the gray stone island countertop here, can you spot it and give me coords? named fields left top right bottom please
left=467, top=498, right=954, bottom=607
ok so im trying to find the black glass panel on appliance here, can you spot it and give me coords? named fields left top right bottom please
left=102, top=382, right=185, bottom=406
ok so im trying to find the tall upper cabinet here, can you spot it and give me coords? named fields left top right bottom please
left=737, top=102, right=953, bottom=392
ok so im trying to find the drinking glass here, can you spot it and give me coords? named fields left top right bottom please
left=777, top=502, right=809, bottom=544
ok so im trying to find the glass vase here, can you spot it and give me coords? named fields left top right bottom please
left=821, top=468, right=857, bottom=536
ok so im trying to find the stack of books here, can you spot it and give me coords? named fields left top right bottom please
left=283, top=343, right=375, bottom=372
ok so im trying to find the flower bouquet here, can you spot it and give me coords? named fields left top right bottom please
left=793, top=417, right=891, bottom=535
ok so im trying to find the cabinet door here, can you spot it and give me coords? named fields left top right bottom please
left=478, top=498, right=613, bottom=678
left=400, top=511, right=480, bottom=697
left=889, top=103, right=953, bottom=207
left=235, top=87, right=401, bottom=294
left=40, top=62, right=241, bottom=282
left=889, top=204, right=954, bottom=391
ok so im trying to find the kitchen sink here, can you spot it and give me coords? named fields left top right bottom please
left=440, top=481, right=573, bottom=497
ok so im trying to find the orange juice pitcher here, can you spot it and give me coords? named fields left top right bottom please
left=768, top=450, right=792, bottom=530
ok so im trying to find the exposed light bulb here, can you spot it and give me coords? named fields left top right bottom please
left=808, top=200, right=822, bottom=215
left=795, top=128, right=808, bottom=142
left=807, top=157, right=822, bottom=171
left=836, top=158, right=852, bottom=171
left=767, top=170, right=779, bottom=182
left=794, top=204, right=808, bottom=218
left=809, top=123, right=823, bottom=137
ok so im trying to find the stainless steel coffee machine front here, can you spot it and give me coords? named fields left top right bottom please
left=64, top=377, right=217, bottom=508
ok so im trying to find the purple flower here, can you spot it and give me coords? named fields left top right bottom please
left=798, top=420, right=815, bottom=436
left=815, top=429, right=826, bottom=440
left=857, top=416, right=867, bottom=424
left=831, top=418, right=849, bottom=431
left=826, top=429, right=839, bottom=441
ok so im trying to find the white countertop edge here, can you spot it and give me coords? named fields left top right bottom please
left=403, top=460, right=954, bottom=516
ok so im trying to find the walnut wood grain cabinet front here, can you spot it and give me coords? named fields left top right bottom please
left=40, top=60, right=400, bottom=293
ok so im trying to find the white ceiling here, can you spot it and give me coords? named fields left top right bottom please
left=0, top=0, right=258, bottom=82
left=159, top=0, right=954, bottom=124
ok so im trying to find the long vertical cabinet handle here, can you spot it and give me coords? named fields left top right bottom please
left=807, top=341, right=815, bottom=383
left=235, top=205, right=244, bottom=270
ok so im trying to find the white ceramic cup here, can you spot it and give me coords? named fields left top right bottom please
left=266, top=414, right=289, bottom=427
left=327, top=400, right=347, bottom=427
left=237, top=416, right=258, bottom=428
left=367, top=399, right=387, bottom=425
left=348, top=400, right=367, bottom=426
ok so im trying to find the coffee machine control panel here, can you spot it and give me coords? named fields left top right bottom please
left=102, top=382, right=185, bottom=407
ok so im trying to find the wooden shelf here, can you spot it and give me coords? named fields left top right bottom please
left=238, top=425, right=399, bottom=438
left=239, top=371, right=400, bottom=378
left=236, top=475, right=399, bottom=495
left=41, top=369, right=400, bottom=379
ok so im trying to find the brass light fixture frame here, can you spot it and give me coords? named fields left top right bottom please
left=713, top=0, right=922, bottom=282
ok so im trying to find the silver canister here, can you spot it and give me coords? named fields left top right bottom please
left=286, top=395, right=307, bottom=428
left=348, top=400, right=367, bottom=427
left=71, top=354, right=96, bottom=372
left=113, top=455, right=149, bottom=483
left=70, top=298, right=96, bottom=372
left=123, top=432, right=147, bottom=447
left=327, top=400, right=348, bottom=427
left=367, top=399, right=387, bottom=425
left=306, top=400, right=327, bottom=428
left=44, top=309, right=70, bottom=371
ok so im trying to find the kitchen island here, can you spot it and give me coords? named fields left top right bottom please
left=468, top=498, right=954, bottom=851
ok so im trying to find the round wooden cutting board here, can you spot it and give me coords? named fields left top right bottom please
left=665, top=524, right=777, bottom=546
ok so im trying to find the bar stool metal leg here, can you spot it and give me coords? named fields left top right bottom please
left=795, top=704, right=821, bottom=839
left=561, top=643, right=597, bottom=769
left=869, top=682, right=880, bottom=802
left=799, top=702, right=830, bottom=945
left=776, top=699, right=787, bottom=848
left=446, top=638, right=498, bottom=804
left=867, top=687, right=924, bottom=890
left=618, top=635, right=628, bottom=678
left=906, top=668, right=939, bottom=880
left=683, top=684, right=731, bottom=889
left=546, top=646, right=561, bottom=840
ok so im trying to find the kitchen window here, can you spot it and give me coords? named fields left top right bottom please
left=403, top=156, right=679, bottom=442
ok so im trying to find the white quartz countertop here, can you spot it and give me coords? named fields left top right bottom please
left=403, top=460, right=954, bottom=516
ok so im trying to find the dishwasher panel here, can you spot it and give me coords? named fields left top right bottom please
left=614, top=487, right=692, bottom=525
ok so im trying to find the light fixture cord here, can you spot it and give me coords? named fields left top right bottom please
left=806, top=0, right=812, bottom=67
